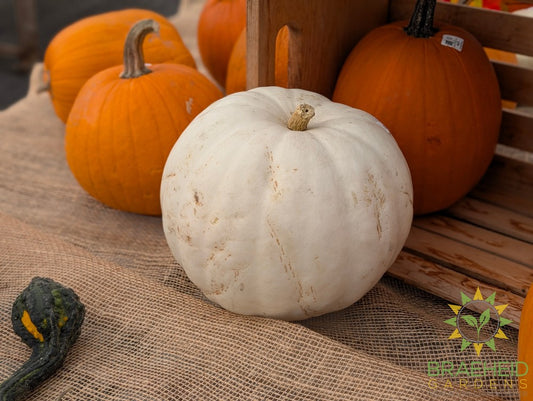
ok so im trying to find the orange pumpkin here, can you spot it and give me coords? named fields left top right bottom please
left=197, top=0, right=246, bottom=87
left=333, top=0, right=502, bottom=215
left=65, top=19, right=223, bottom=216
left=225, top=26, right=289, bottom=94
left=519, top=285, right=533, bottom=400
left=44, top=9, right=196, bottom=123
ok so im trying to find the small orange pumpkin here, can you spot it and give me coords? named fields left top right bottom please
left=333, top=0, right=502, bottom=215
left=519, top=285, right=533, bottom=400
left=44, top=9, right=196, bottom=123
left=197, top=0, right=247, bottom=87
left=225, top=26, right=289, bottom=94
left=65, top=19, right=223, bottom=216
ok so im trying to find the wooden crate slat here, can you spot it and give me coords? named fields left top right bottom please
left=414, top=215, right=533, bottom=267
left=470, top=156, right=533, bottom=217
left=494, top=61, right=533, bottom=105
left=446, top=197, right=533, bottom=243
left=405, top=226, right=533, bottom=296
left=499, top=107, right=533, bottom=152
left=469, top=187, right=533, bottom=218
left=388, top=251, right=523, bottom=328
left=389, top=0, right=533, bottom=56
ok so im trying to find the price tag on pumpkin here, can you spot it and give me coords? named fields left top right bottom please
left=441, top=34, right=464, bottom=52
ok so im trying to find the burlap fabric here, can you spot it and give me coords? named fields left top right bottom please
left=0, top=3, right=521, bottom=400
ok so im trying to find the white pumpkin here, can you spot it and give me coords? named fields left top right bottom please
left=161, top=86, right=413, bottom=321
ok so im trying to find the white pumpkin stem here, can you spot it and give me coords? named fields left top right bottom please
left=287, top=104, right=315, bottom=131
left=120, top=19, right=159, bottom=79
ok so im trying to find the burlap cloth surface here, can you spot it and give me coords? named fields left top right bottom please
left=0, top=2, right=520, bottom=400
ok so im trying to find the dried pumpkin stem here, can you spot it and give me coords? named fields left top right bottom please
left=404, top=0, right=438, bottom=38
left=120, top=19, right=160, bottom=79
left=287, top=104, right=315, bottom=131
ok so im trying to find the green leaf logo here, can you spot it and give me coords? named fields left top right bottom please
left=445, top=287, right=512, bottom=356
left=460, top=308, right=491, bottom=341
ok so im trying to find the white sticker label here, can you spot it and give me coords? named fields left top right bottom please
left=441, top=34, right=464, bottom=52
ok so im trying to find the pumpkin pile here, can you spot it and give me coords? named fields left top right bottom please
left=44, top=10, right=223, bottom=216
left=65, top=19, right=223, bottom=215
left=197, top=0, right=289, bottom=93
left=44, top=9, right=197, bottom=123
left=39, top=0, right=505, bottom=320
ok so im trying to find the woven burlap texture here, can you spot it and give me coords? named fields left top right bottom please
left=0, top=67, right=520, bottom=401
left=0, top=3, right=521, bottom=396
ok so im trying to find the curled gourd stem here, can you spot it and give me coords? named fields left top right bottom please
left=0, top=277, right=85, bottom=401
left=404, top=0, right=438, bottom=38
left=120, top=19, right=160, bottom=79
left=287, top=104, right=315, bottom=131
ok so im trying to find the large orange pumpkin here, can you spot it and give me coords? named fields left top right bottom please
left=225, top=26, right=289, bottom=94
left=65, top=19, right=223, bottom=216
left=197, top=0, right=246, bottom=87
left=44, top=9, right=196, bottom=123
left=519, top=285, right=533, bottom=400
left=333, top=0, right=502, bottom=215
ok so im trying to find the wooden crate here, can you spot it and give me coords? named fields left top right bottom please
left=246, top=0, right=533, bottom=328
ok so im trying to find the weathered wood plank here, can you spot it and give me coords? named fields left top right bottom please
left=389, top=0, right=533, bottom=56
left=494, top=61, right=533, bottom=105
left=414, top=215, right=533, bottom=267
left=446, top=197, right=533, bottom=242
left=405, top=226, right=533, bottom=296
left=499, top=108, right=533, bottom=153
left=469, top=156, right=533, bottom=217
left=388, top=252, right=523, bottom=328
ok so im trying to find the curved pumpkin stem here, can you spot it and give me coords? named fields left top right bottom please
left=120, top=19, right=160, bottom=79
left=404, top=0, right=438, bottom=38
left=288, top=104, right=315, bottom=131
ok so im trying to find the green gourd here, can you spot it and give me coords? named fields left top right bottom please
left=0, top=277, right=85, bottom=401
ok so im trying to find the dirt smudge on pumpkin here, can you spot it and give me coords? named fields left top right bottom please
left=266, top=217, right=310, bottom=316
left=205, top=282, right=228, bottom=296
left=365, top=172, right=385, bottom=240
left=193, top=191, right=203, bottom=206
left=265, top=147, right=282, bottom=200
left=427, top=136, right=442, bottom=146
left=351, top=191, right=359, bottom=207
left=185, top=97, right=194, bottom=114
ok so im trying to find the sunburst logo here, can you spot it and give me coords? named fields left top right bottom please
left=445, top=287, right=512, bottom=356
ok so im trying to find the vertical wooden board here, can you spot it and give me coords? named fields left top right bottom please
left=246, top=0, right=389, bottom=97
